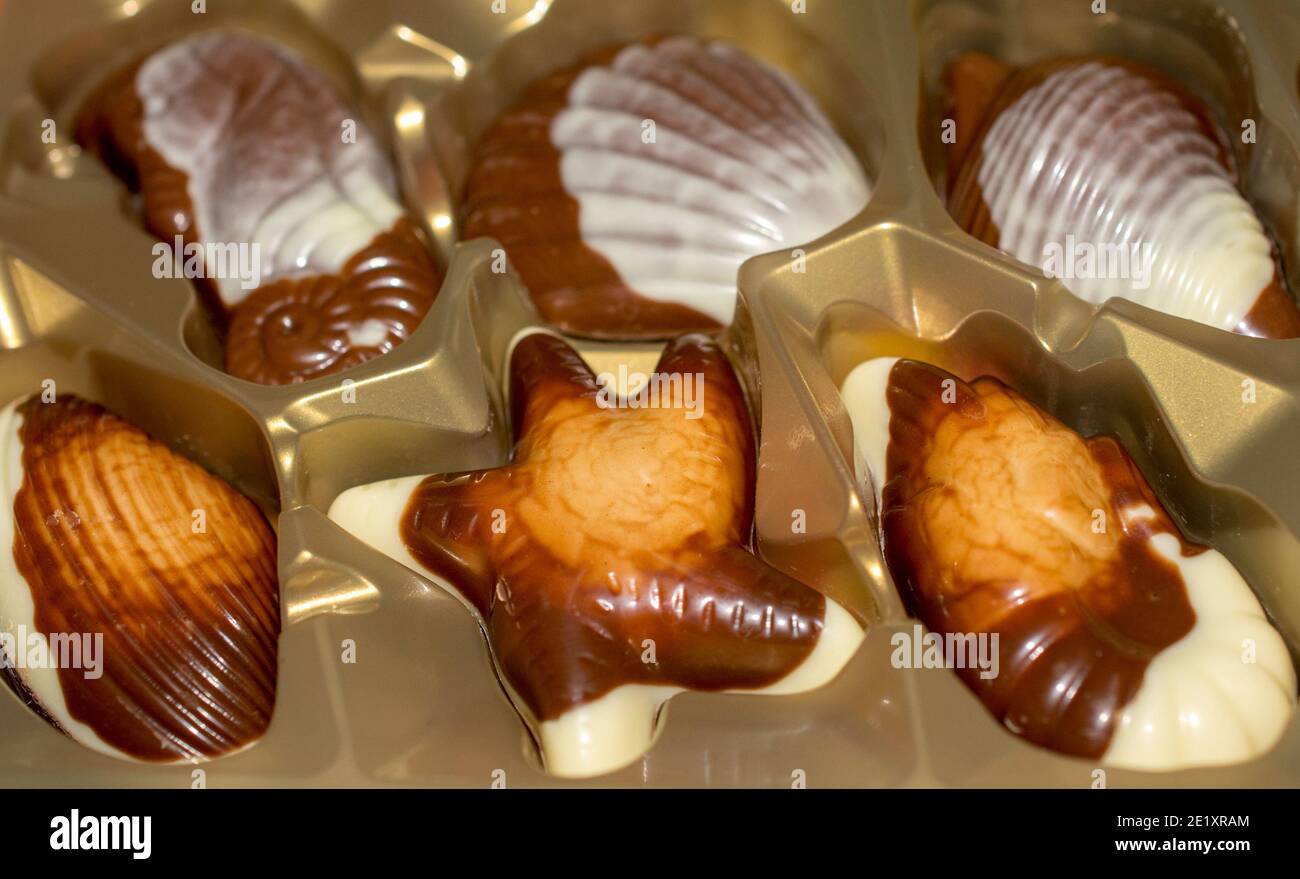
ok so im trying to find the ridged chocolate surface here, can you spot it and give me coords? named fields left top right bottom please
left=10, top=396, right=279, bottom=761
left=399, top=333, right=825, bottom=720
left=225, top=218, right=440, bottom=385
left=75, top=30, right=442, bottom=384
left=463, top=37, right=869, bottom=338
left=879, top=360, right=1197, bottom=758
left=946, top=53, right=1300, bottom=337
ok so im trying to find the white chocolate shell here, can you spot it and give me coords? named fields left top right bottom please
left=465, top=36, right=872, bottom=335
left=136, top=31, right=405, bottom=307
left=963, top=62, right=1274, bottom=331
left=557, top=37, right=871, bottom=323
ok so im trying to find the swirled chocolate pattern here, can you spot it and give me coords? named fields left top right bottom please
left=225, top=218, right=439, bottom=384
left=946, top=53, right=1300, bottom=337
left=0, top=395, right=279, bottom=762
left=464, top=37, right=871, bottom=338
left=76, top=30, right=442, bottom=383
left=329, top=332, right=862, bottom=776
left=841, top=357, right=1296, bottom=769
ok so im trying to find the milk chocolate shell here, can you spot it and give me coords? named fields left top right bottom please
left=76, top=30, right=442, bottom=384
left=841, top=357, right=1296, bottom=769
left=0, top=395, right=280, bottom=762
left=463, top=36, right=871, bottom=338
left=330, top=331, right=862, bottom=776
left=945, top=53, right=1300, bottom=338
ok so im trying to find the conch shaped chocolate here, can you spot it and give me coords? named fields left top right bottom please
left=945, top=53, right=1300, bottom=338
left=0, top=395, right=280, bottom=762
left=463, top=36, right=872, bottom=338
left=76, top=30, right=442, bottom=384
left=329, top=331, right=862, bottom=776
left=841, top=357, right=1296, bottom=769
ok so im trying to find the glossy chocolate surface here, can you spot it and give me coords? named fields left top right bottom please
left=9, top=396, right=279, bottom=760
left=76, top=31, right=442, bottom=384
left=464, top=44, right=717, bottom=339
left=400, top=332, right=825, bottom=720
left=225, top=218, right=440, bottom=385
left=463, top=37, right=869, bottom=339
left=945, top=52, right=1300, bottom=338
left=879, top=360, right=1198, bottom=758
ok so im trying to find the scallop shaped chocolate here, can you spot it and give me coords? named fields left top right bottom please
left=0, top=395, right=279, bottom=762
left=946, top=53, right=1300, bottom=338
left=463, top=36, right=872, bottom=338
left=841, top=357, right=1296, bottom=769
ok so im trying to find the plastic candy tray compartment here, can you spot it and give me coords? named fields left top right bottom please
left=0, top=0, right=1295, bottom=786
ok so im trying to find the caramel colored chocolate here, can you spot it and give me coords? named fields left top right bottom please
left=879, top=360, right=1197, bottom=758
left=941, top=51, right=1012, bottom=192
left=76, top=59, right=216, bottom=310
left=1240, top=276, right=1300, bottom=338
left=75, top=31, right=442, bottom=384
left=225, top=218, right=440, bottom=385
left=399, top=332, right=824, bottom=720
left=945, top=52, right=1300, bottom=337
left=9, top=396, right=279, bottom=760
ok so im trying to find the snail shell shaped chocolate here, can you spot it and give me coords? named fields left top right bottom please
left=76, top=30, right=442, bottom=384
left=0, top=395, right=279, bottom=762
left=946, top=53, right=1300, bottom=338
left=329, top=331, right=862, bottom=776
left=225, top=218, right=440, bottom=384
left=841, top=357, right=1296, bottom=769
left=463, top=37, right=872, bottom=338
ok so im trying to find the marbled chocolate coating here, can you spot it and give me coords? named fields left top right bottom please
left=77, top=30, right=442, bottom=383
left=3, top=396, right=279, bottom=761
left=464, top=37, right=870, bottom=338
left=400, top=332, right=826, bottom=720
left=879, top=360, right=1196, bottom=757
left=946, top=53, right=1300, bottom=337
left=842, top=357, right=1296, bottom=767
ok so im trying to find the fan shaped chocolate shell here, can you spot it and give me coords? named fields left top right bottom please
left=463, top=36, right=872, bottom=338
left=0, top=395, right=280, bottom=762
left=76, top=30, right=442, bottom=384
left=945, top=53, right=1300, bottom=338
left=841, top=357, right=1296, bottom=769
left=329, top=331, right=862, bottom=776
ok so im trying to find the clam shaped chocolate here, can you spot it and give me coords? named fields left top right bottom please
left=463, top=36, right=871, bottom=338
left=330, top=331, right=862, bottom=776
left=76, top=30, right=442, bottom=384
left=841, top=357, right=1296, bottom=769
left=946, top=53, right=1300, bottom=338
left=0, top=395, right=279, bottom=762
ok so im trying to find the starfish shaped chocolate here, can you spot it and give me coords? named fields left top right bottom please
left=329, top=331, right=861, bottom=776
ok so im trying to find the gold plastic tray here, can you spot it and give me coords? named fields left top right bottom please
left=0, top=0, right=1295, bottom=787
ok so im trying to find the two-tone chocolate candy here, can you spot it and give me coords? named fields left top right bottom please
left=0, top=395, right=279, bottom=762
left=463, top=36, right=871, bottom=338
left=945, top=53, right=1300, bottom=338
left=330, top=331, right=862, bottom=776
left=77, top=30, right=442, bottom=384
left=840, top=357, right=1296, bottom=769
